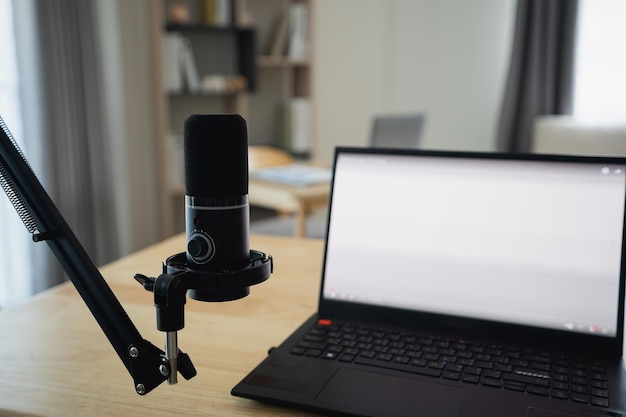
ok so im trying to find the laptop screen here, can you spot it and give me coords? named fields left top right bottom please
left=322, top=149, right=626, bottom=339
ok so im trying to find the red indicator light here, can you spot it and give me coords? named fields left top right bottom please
left=318, top=319, right=332, bottom=326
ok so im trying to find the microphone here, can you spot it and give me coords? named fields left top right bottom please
left=134, top=114, right=271, bottom=386
left=183, top=114, right=251, bottom=302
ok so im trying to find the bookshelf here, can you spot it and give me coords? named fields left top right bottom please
left=158, top=0, right=315, bottom=235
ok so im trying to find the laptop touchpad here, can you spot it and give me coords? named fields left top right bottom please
left=316, top=368, right=465, bottom=417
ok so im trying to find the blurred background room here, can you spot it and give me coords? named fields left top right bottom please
left=0, top=0, right=624, bottom=307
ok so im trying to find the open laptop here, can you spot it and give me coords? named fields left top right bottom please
left=232, top=147, right=626, bottom=417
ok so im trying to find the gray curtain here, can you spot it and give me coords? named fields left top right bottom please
left=496, top=0, right=579, bottom=153
left=16, top=0, right=120, bottom=291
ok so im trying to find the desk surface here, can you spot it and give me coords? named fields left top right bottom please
left=0, top=234, right=324, bottom=417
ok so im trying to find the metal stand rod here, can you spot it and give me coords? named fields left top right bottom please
left=165, top=331, right=178, bottom=384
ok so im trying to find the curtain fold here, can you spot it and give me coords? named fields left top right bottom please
left=496, top=0, right=579, bottom=153
left=16, top=0, right=121, bottom=292
left=37, top=0, right=120, bottom=267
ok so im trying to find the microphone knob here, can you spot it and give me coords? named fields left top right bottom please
left=187, top=232, right=215, bottom=264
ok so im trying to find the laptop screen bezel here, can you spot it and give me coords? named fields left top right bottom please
left=318, top=147, right=626, bottom=358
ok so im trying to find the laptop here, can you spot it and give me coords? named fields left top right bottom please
left=232, top=147, right=626, bottom=417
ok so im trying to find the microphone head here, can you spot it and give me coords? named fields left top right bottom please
left=184, top=114, right=248, bottom=197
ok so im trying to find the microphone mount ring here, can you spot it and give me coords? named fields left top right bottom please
left=134, top=250, right=273, bottom=384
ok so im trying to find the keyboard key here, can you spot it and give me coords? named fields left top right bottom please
left=591, top=397, right=609, bottom=408
left=590, top=388, right=608, bottom=398
left=465, top=367, right=482, bottom=376
left=462, top=374, right=480, bottom=384
left=360, top=350, right=376, bottom=359
left=481, top=378, right=502, bottom=388
left=297, top=340, right=327, bottom=350
left=459, top=358, right=475, bottom=367
left=515, top=367, right=550, bottom=379
left=445, top=364, right=464, bottom=373
left=428, top=361, right=445, bottom=370
left=591, top=380, right=608, bottom=389
left=483, top=370, right=501, bottom=380
left=503, top=381, right=525, bottom=392
left=591, top=372, right=608, bottom=381
left=322, top=351, right=338, bottom=360
left=531, top=362, right=551, bottom=372
left=551, top=389, right=568, bottom=400
left=527, top=386, right=550, bottom=397
left=304, top=334, right=325, bottom=343
left=553, top=366, right=569, bottom=374
left=571, top=393, right=588, bottom=404
left=305, top=349, right=322, bottom=357
left=503, top=372, right=550, bottom=387
left=442, top=371, right=461, bottom=381
left=393, top=356, right=410, bottom=365
left=495, top=364, right=513, bottom=372
left=570, top=384, right=588, bottom=394
left=552, top=381, right=568, bottom=391
left=355, top=357, right=442, bottom=378
left=410, top=359, right=427, bottom=367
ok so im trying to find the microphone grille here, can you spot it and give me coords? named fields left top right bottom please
left=184, top=114, right=248, bottom=197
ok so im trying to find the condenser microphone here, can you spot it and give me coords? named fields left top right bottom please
left=133, top=114, right=271, bottom=386
left=183, top=114, right=251, bottom=301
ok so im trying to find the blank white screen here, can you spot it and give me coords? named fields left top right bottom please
left=322, top=153, right=626, bottom=337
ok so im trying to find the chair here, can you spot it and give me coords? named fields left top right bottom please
left=248, top=145, right=294, bottom=170
left=370, top=113, right=425, bottom=149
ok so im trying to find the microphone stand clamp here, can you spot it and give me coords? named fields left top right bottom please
left=134, top=250, right=273, bottom=385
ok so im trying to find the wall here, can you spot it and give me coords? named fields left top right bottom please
left=313, top=0, right=516, bottom=162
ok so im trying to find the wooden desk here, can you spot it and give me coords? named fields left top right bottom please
left=249, top=178, right=330, bottom=238
left=0, top=234, right=324, bottom=417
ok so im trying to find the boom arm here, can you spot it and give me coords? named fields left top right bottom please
left=0, top=116, right=195, bottom=394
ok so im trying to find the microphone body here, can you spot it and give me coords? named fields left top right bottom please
left=132, top=114, right=271, bottom=386
left=184, top=114, right=251, bottom=301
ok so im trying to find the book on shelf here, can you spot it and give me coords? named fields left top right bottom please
left=163, top=33, right=183, bottom=92
left=233, top=0, right=253, bottom=27
left=279, top=98, right=312, bottom=156
left=264, top=3, right=310, bottom=59
left=286, top=3, right=309, bottom=59
left=202, top=0, right=232, bottom=27
left=163, top=32, right=200, bottom=94
left=264, top=9, right=289, bottom=56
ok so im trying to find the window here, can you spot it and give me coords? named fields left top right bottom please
left=573, top=0, right=626, bottom=123
left=0, top=0, right=33, bottom=307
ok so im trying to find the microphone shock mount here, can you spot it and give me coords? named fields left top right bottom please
left=134, top=250, right=272, bottom=385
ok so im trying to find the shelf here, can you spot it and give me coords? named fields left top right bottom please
left=164, top=24, right=257, bottom=92
left=169, top=91, right=243, bottom=98
left=157, top=0, right=314, bottom=236
left=165, top=23, right=253, bottom=34
left=257, top=55, right=311, bottom=67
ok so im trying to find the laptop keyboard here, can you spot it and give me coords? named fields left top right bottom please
left=289, top=319, right=611, bottom=408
